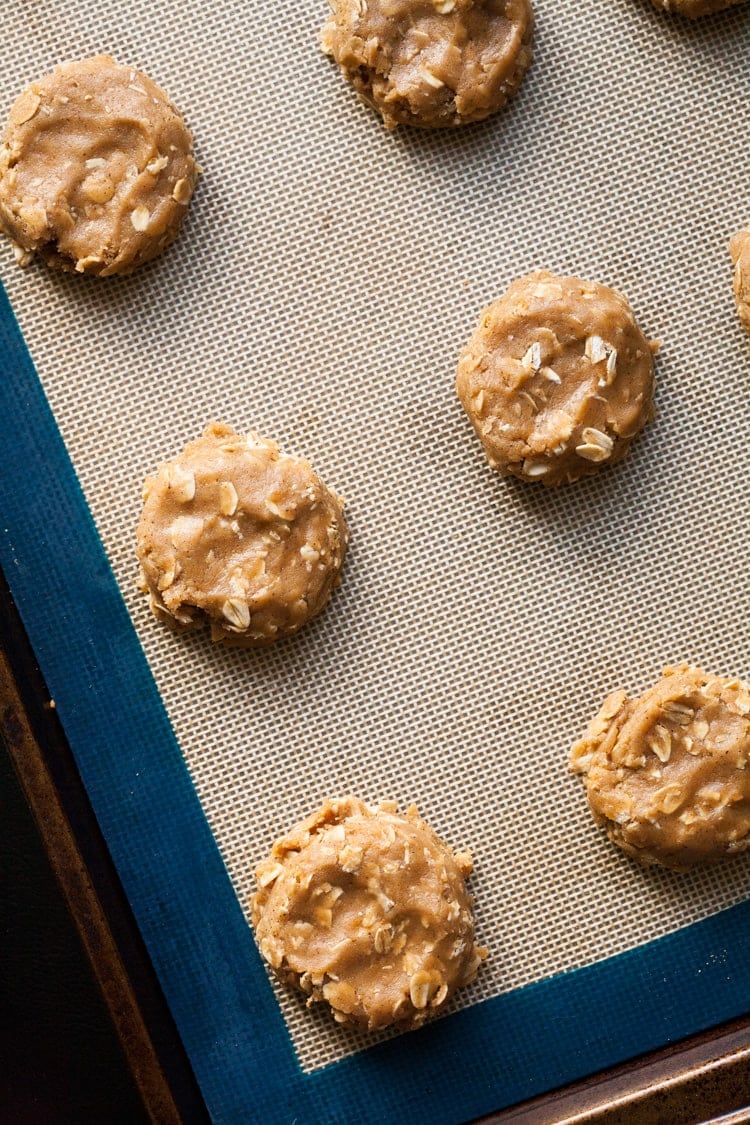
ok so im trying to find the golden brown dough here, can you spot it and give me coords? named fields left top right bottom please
left=321, top=0, right=533, bottom=129
left=570, top=665, right=750, bottom=871
left=136, top=423, right=348, bottom=647
left=729, top=229, right=750, bottom=334
left=251, top=797, right=487, bottom=1030
left=651, top=0, right=746, bottom=15
left=0, top=55, right=198, bottom=275
left=456, top=271, right=657, bottom=486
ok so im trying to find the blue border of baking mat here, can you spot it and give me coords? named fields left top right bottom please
left=1, top=280, right=749, bottom=1124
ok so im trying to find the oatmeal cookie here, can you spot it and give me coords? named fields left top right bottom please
left=729, top=228, right=750, bottom=334
left=651, top=0, right=746, bottom=16
left=321, top=0, right=533, bottom=129
left=456, top=271, right=657, bottom=486
left=136, top=422, right=348, bottom=647
left=570, top=665, right=750, bottom=871
left=0, top=55, right=197, bottom=275
left=252, top=797, right=487, bottom=1030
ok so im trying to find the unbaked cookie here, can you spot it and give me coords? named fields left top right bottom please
left=251, top=797, right=487, bottom=1030
left=0, top=55, right=197, bottom=275
left=136, top=422, right=348, bottom=647
left=650, top=0, right=746, bottom=15
left=321, top=0, right=533, bottom=129
left=456, top=271, right=657, bottom=486
left=729, top=229, right=750, bottom=334
left=570, top=665, right=750, bottom=871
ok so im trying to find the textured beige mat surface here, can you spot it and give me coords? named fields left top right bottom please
left=2, top=0, right=750, bottom=1072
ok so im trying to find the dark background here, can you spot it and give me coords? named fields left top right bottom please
left=0, top=734, right=148, bottom=1124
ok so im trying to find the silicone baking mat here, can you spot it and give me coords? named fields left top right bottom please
left=2, top=0, right=750, bottom=1120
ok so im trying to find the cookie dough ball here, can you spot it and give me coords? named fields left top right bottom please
left=456, top=271, right=657, bottom=486
left=0, top=55, right=198, bottom=275
left=730, top=229, right=750, bottom=334
left=251, top=797, right=487, bottom=1030
left=570, top=665, right=750, bottom=871
left=321, top=0, right=533, bottom=130
left=136, top=422, right=349, bottom=647
left=651, top=0, right=745, bottom=16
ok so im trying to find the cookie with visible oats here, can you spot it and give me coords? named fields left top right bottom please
left=136, top=422, right=348, bottom=647
left=251, top=797, right=487, bottom=1030
left=0, top=55, right=197, bottom=275
left=456, top=270, right=657, bottom=486
left=570, top=665, right=750, bottom=871
left=730, top=229, right=750, bottom=334
left=321, top=0, right=533, bottom=129
left=651, top=0, right=746, bottom=16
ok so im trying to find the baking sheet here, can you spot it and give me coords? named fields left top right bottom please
left=2, top=0, right=750, bottom=1113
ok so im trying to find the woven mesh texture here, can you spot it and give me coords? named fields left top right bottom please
left=3, top=0, right=750, bottom=1073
